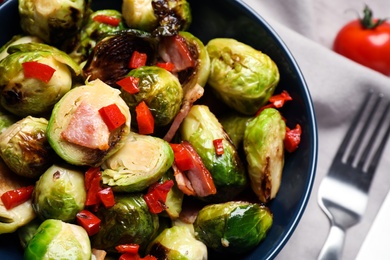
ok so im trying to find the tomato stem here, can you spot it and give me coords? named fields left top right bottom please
left=360, top=5, right=386, bottom=29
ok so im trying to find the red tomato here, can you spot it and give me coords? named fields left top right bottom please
left=333, top=6, right=390, bottom=76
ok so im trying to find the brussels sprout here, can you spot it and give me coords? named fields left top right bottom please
left=32, top=164, right=86, bottom=222
left=67, top=9, right=126, bottom=64
left=92, top=193, right=160, bottom=253
left=83, top=30, right=158, bottom=86
left=206, top=38, right=280, bottom=115
left=0, top=116, right=54, bottom=179
left=101, top=131, right=174, bottom=192
left=17, top=218, right=42, bottom=249
left=18, top=0, right=91, bottom=47
left=193, top=201, right=273, bottom=254
left=121, top=66, right=183, bottom=127
left=0, top=35, right=42, bottom=61
left=244, top=108, right=286, bottom=202
left=180, top=105, right=247, bottom=202
left=24, top=219, right=91, bottom=260
left=46, top=79, right=131, bottom=167
left=147, top=224, right=208, bottom=260
left=0, top=159, right=36, bottom=234
left=0, top=42, right=81, bottom=117
left=219, top=112, right=251, bottom=148
left=0, top=106, right=19, bottom=135
left=122, top=0, right=192, bottom=36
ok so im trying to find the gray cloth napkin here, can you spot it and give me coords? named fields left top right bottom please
left=242, top=0, right=390, bottom=259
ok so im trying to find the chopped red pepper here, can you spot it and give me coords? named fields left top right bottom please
left=85, top=167, right=100, bottom=190
left=116, top=76, right=140, bottom=94
left=99, top=103, right=126, bottom=131
left=213, top=138, right=224, bottom=155
left=119, top=253, right=157, bottom=260
left=98, top=187, right=116, bottom=208
left=269, top=90, right=293, bottom=108
left=143, top=180, right=174, bottom=214
left=22, top=61, right=56, bottom=84
left=170, top=143, right=194, bottom=171
left=285, top=124, right=302, bottom=153
left=136, top=101, right=154, bottom=135
left=76, top=209, right=101, bottom=236
left=1, top=185, right=34, bottom=210
left=92, top=14, right=121, bottom=26
left=156, top=62, right=175, bottom=72
left=85, top=171, right=102, bottom=208
left=116, top=244, right=140, bottom=254
left=129, top=51, right=147, bottom=69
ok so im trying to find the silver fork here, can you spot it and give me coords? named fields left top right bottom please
left=317, top=91, right=390, bottom=260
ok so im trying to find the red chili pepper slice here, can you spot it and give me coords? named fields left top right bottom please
left=213, top=138, right=224, bottom=155
left=115, top=244, right=140, bottom=254
left=170, top=143, right=194, bottom=171
left=116, top=76, right=140, bottom=94
left=76, top=209, right=101, bottom=236
left=97, top=187, right=116, bottom=208
left=143, top=180, right=174, bottom=214
left=156, top=62, right=175, bottom=72
left=285, top=124, right=302, bottom=153
left=85, top=167, right=101, bottom=190
left=92, top=14, right=121, bottom=26
left=269, top=90, right=293, bottom=108
left=99, top=103, right=126, bottom=131
left=22, top=61, right=56, bottom=84
left=135, top=101, right=154, bottom=135
left=129, top=51, right=147, bottom=69
left=1, top=185, right=34, bottom=210
left=85, top=171, right=102, bottom=207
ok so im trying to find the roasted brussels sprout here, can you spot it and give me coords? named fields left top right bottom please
left=122, top=0, right=192, bottom=36
left=17, top=218, right=41, bottom=249
left=0, top=159, right=35, bottom=234
left=0, top=35, right=42, bottom=61
left=46, top=79, right=131, bottom=167
left=67, top=9, right=126, bottom=64
left=91, top=193, right=159, bottom=253
left=206, top=38, right=280, bottom=115
left=32, top=164, right=86, bottom=222
left=244, top=108, right=286, bottom=202
left=0, top=116, right=53, bottom=179
left=180, top=105, right=247, bottom=202
left=18, top=0, right=91, bottom=47
left=24, top=219, right=91, bottom=260
left=121, top=66, right=183, bottom=127
left=194, top=201, right=273, bottom=254
left=147, top=223, right=208, bottom=260
left=101, top=131, right=174, bottom=192
left=0, top=106, right=18, bottom=135
left=0, top=42, right=81, bottom=117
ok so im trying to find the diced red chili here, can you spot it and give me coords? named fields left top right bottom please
left=285, top=124, right=302, bottom=153
left=85, top=171, right=102, bottom=207
left=213, top=138, right=224, bottom=155
left=85, top=167, right=100, bottom=190
left=269, top=90, right=292, bottom=108
left=76, top=209, right=101, bottom=236
left=170, top=143, right=194, bottom=171
left=98, top=187, right=116, bottom=208
left=22, top=61, right=56, bottom=84
left=116, top=76, right=140, bottom=94
left=92, top=14, right=121, bottom=26
left=116, top=244, right=140, bottom=254
left=1, top=185, right=34, bottom=210
left=135, top=101, right=154, bottom=135
left=129, top=51, right=147, bottom=69
left=99, top=103, right=126, bottom=131
left=119, top=253, right=139, bottom=260
left=156, top=62, right=175, bottom=72
left=144, top=180, right=174, bottom=214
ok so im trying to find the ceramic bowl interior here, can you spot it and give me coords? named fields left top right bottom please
left=0, top=0, right=318, bottom=259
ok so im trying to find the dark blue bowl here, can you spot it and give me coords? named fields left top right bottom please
left=0, top=0, right=318, bottom=259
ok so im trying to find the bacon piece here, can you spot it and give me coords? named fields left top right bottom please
left=159, top=35, right=195, bottom=72
left=172, top=163, right=196, bottom=196
left=61, top=102, right=110, bottom=150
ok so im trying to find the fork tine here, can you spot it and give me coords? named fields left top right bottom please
left=357, top=100, right=390, bottom=170
left=335, top=91, right=374, bottom=160
left=346, top=93, right=382, bottom=164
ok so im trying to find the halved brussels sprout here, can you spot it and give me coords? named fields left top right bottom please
left=0, top=159, right=36, bottom=234
left=180, top=105, right=247, bottom=202
left=147, top=224, right=208, bottom=260
left=0, top=42, right=81, bottom=117
left=46, top=79, right=131, bottom=167
left=0, top=35, right=42, bottom=61
left=24, top=219, right=91, bottom=260
left=122, top=0, right=192, bottom=36
left=0, top=116, right=53, bottom=179
left=18, top=0, right=91, bottom=46
left=206, top=38, right=280, bottom=115
left=101, top=131, right=174, bottom=192
left=32, top=164, right=86, bottom=222
left=193, top=201, right=273, bottom=254
left=244, top=108, right=286, bottom=202
left=121, top=66, right=183, bottom=127
left=92, top=193, right=159, bottom=253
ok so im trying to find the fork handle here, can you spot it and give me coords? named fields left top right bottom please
left=317, top=225, right=345, bottom=260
